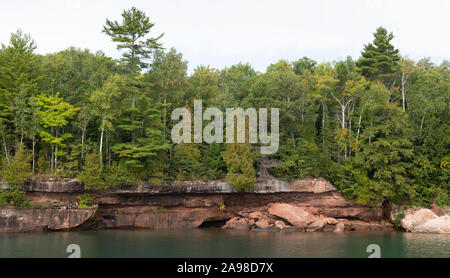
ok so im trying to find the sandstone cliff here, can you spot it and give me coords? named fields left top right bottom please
left=0, top=208, right=96, bottom=232
left=393, top=207, right=450, bottom=234
left=0, top=177, right=395, bottom=232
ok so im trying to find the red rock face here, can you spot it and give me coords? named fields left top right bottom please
left=0, top=208, right=96, bottom=232
left=25, top=192, right=79, bottom=204
left=430, top=204, right=447, bottom=217
left=222, top=217, right=254, bottom=230
left=268, top=203, right=316, bottom=227
left=97, top=206, right=234, bottom=229
left=22, top=177, right=84, bottom=193
left=1, top=177, right=394, bottom=232
left=92, top=191, right=388, bottom=231
left=334, top=222, right=345, bottom=232
left=319, top=207, right=383, bottom=222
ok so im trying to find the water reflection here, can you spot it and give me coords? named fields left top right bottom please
left=401, top=232, right=450, bottom=258
left=0, top=230, right=448, bottom=258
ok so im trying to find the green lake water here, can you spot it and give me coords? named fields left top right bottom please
left=0, top=229, right=449, bottom=258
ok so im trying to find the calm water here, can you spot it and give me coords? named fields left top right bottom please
left=0, top=229, right=449, bottom=258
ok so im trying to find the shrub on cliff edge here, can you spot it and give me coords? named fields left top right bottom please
left=0, top=186, right=32, bottom=209
left=78, top=151, right=104, bottom=189
left=0, top=143, right=33, bottom=186
left=79, top=151, right=139, bottom=189
left=77, top=193, right=94, bottom=209
left=222, top=143, right=256, bottom=191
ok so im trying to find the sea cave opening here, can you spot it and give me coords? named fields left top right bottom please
left=198, top=218, right=230, bottom=228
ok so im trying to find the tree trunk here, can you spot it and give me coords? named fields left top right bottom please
left=163, top=97, right=167, bottom=138
left=81, top=127, right=86, bottom=159
left=99, top=117, right=105, bottom=165
left=32, top=137, right=35, bottom=174
left=356, top=108, right=364, bottom=142
left=131, top=94, right=136, bottom=144
left=401, top=66, right=410, bottom=112
left=420, top=113, right=425, bottom=135
left=54, top=128, right=59, bottom=171
left=347, top=105, right=353, bottom=158
left=50, top=127, right=54, bottom=171
left=322, top=100, right=326, bottom=154
left=106, top=130, right=111, bottom=166
left=130, top=43, right=137, bottom=145
left=55, top=145, right=58, bottom=171
left=301, top=93, right=305, bottom=124
left=3, top=136, right=9, bottom=164
left=401, top=73, right=406, bottom=112
left=51, top=145, right=54, bottom=172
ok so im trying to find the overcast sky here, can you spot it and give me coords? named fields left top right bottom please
left=1, top=0, right=449, bottom=73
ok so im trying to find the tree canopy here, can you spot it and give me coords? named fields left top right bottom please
left=0, top=8, right=448, bottom=207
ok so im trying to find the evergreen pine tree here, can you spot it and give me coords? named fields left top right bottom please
left=357, top=27, right=401, bottom=83
left=222, top=143, right=256, bottom=191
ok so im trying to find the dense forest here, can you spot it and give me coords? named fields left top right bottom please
left=0, top=7, right=448, bottom=208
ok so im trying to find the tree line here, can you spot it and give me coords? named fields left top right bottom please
left=0, top=7, right=448, bottom=207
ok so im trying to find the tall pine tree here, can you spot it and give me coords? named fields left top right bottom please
left=357, top=27, right=401, bottom=84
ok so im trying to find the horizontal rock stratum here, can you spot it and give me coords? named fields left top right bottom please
left=0, top=208, right=96, bottom=232
left=0, top=177, right=395, bottom=232
left=88, top=177, right=338, bottom=195
left=18, top=177, right=337, bottom=194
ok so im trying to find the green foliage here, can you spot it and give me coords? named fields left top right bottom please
left=0, top=144, right=33, bottom=185
left=112, top=96, right=171, bottom=179
left=357, top=26, right=401, bottom=83
left=273, top=138, right=335, bottom=180
left=168, top=143, right=226, bottom=181
left=0, top=185, right=32, bottom=209
left=104, top=163, right=136, bottom=186
left=204, top=143, right=226, bottom=180
left=336, top=102, right=416, bottom=205
left=77, top=193, right=94, bottom=209
left=216, top=63, right=256, bottom=107
left=218, top=200, right=226, bottom=211
left=436, top=187, right=449, bottom=208
left=36, top=93, right=78, bottom=132
left=102, top=6, right=163, bottom=72
left=0, top=29, right=39, bottom=115
left=0, top=19, right=447, bottom=209
left=188, top=66, right=220, bottom=106
left=222, top=143, right=256, bottom=191
left=36, top=149, right=51, bottom=174
left=35, top=93, right=78, bottom=172
left=79, top=151, right=140, bottom=189
left=293, top=57, right=317, bottom=74
left=393, top=211, right=405, bottom=228
left=171, top=143, right=202, bottom=180
left=78, top=151, right=104, bottom=189
left=337, top=160, right=375, bottom=205
left=146, top=48, right=188, bottom=105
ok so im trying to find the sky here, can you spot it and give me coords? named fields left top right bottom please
left=1, top=0, right=449, bottom=73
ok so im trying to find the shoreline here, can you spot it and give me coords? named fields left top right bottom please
left=1, top=177, right=448, bottom=234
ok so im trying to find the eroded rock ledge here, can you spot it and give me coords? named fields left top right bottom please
left=395, top=207, right=450, bottom=234
left=1, top=177, right=396, bottom=232
left=0, top=208, right=97, bottom=232
left=22, top=177, right=84, bottom=193
left=91, top=177, right=337, bottom=194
